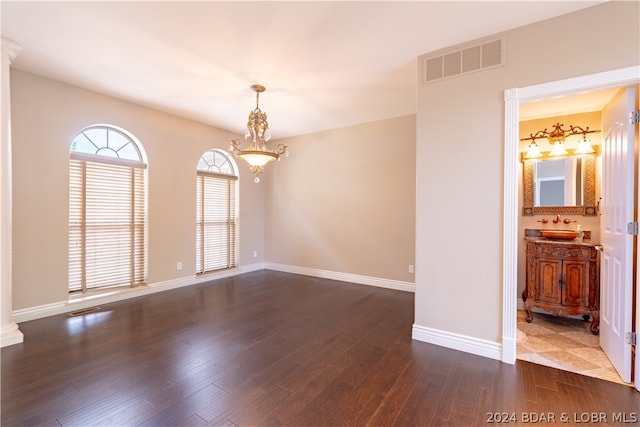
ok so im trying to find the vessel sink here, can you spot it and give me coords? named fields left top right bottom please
left=540, top=230, right=579, bottom=240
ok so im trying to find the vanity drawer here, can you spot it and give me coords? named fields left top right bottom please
left=527, top=241, right=598, bottom=261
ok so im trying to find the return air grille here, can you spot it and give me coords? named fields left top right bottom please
left=423, top=37, right=504, bottom=84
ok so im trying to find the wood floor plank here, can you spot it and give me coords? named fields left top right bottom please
left=136, top=383, right=227, bottom=427
left=2, top=270, right=639, bottom=427
left=265, top=364, right=345, bottom=425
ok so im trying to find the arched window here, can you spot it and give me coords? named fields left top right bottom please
left=196, top=149, right=238, bottom=274
left=69, top=125, right=147, bottom=294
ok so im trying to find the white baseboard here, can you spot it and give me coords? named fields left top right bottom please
left=264, top=262, right=415, bottom=293
left=411, top=324, right=502, bottom=361
left=12, top=262, right=265, bottom=323
left=11, top=262, right=412, bottom=323
left=502, top=336, right=516, bottom=364
left=1, top=322, right=24, bottom=348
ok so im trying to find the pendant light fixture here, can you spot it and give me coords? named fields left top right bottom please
left=228, top=84, right=288, bottom=183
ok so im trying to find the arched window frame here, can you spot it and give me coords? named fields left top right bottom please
left=197, top=148, right=236, bottom=176
left=68, top=124, right=148, bottom=294
left=196, top=149, right=239, bottom=274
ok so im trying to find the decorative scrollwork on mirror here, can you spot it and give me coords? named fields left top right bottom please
left=522, top=153, right=597, bottom=216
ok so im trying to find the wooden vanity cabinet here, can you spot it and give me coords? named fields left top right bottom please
left=523, top=239, right=600, bottom=334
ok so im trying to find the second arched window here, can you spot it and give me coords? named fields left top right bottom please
left=196, top=149, right=239, bottom=274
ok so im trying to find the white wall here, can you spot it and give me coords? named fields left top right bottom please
left=10, top=70, right=266, bottom=312
left=264, top=115, right=416, bottom=288
left=414, top=1, right=639, bottom=357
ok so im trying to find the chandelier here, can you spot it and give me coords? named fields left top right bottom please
left=522, top=122, right=599, bottom=160
left=228, top=84, right=288, bottom=183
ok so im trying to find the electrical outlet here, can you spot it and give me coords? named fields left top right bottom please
left=253, top=251, right=258, bottom=258
left=408, top=264, right=414, bottom=274
left=177, top=261, right=182, bottom=271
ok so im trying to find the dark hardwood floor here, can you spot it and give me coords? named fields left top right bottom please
left=2, top=270, right=639, bottom=426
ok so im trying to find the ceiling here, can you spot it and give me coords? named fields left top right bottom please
left=519, top=87, right=621, bottom=122
left=1, top=1, right=607, bottom=139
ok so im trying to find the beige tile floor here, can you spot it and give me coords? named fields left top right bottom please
left=516, top=310, right=628, bottom=386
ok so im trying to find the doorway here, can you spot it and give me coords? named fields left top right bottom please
left=515, top=92, right=622, bottom=384
left=502, top=66, right=640, bottom=392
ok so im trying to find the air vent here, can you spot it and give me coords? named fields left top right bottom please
left=423, top=37, right=504, bottom=84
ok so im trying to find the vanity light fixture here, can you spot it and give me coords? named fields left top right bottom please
left=228, top=84, right=289, bottom=183
left=521, top=122, right=600, bottom=159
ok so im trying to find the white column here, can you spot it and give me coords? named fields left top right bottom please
left=501, top=88, right=519, bottom=364
left=1, top=38, right=23, bottom=347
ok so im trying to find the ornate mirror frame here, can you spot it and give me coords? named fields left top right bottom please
left=522, top=154, right=597, bottom=216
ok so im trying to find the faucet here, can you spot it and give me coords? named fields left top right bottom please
left=553, top=214, right=560, bottom=224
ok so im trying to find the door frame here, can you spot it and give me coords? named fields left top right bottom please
left=502, top=66, right=640, bottom=372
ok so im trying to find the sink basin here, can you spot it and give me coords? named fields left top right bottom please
left=540, top=230, right=580, bottom=240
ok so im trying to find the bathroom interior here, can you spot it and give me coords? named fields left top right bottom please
left=516, top=86, right=636, bottom=386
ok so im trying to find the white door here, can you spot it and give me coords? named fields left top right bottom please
left=600, top=86, right=636, bottom=384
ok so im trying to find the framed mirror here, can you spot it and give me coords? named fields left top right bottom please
left=522, top=153, right=597, bottom=216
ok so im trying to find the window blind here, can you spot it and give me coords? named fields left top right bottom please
left=69, top=156, right=146, bottom=293
left=196, top=171, right=238, bottom=274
